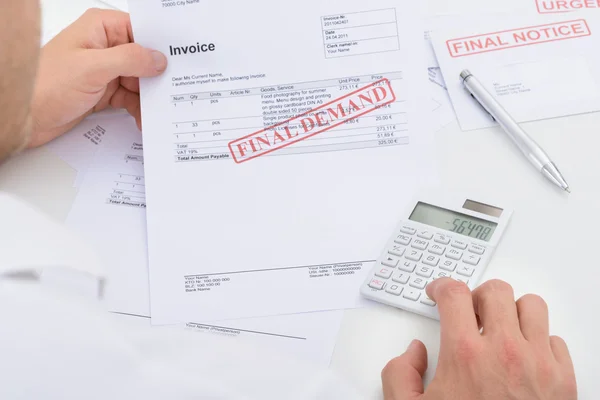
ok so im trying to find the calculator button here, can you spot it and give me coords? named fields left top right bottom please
left=420, top=296, right=437, bottom=306
left=434, top=233, right=451, bottom=245
left=389, top=245, right=406, bottom=257
left=439, top=260, right=457, bottom=272
left=451, top=240, right=468, bottom=250
left=402, top=288, right=421, bottom=301
left=411, top=239, right=429, bottom=251
left=385, top=284, right=403, bottom=296
left=429, top=244, right=445, bottom=255
left=409, top=276, right=427, bottom=290
left=416, top=265, right=434, bottom=278
left=434, top=270, right=452, bottom=279
left=463, top=254, right=481, bottom=266
left=446, top=249, right=463, bottom=260
left=392, top=271, right=410, bottom=284
left=368, top=279, right=386, bottom=290
left=423, top=254, right=439, bottom=267
left=398, top=261, right=416, bottom=273
left=468, top=244, right=486, bottom=255
left=394, top=234, right=412, bottom=246
left=405, top=250, right=423, bottom=262
left=375, top=267, right=393, bottom=279
left=417, top=230, right=434, bottom=240
left=382, top=255, right=400, bottom=268
left=400, top=226, right=416, bottom=235
left=456, top=265, right=475, bottom=277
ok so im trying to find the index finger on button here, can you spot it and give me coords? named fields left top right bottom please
left=427, top=278, right=479, bottom=344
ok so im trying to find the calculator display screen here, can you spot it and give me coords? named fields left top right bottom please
left=409, top=202, right=498, bottom=242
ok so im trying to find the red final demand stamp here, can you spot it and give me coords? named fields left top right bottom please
left=228, top=78, right=396, bottom=164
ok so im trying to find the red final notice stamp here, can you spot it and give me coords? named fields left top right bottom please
left=228, top=78, right=396, bottom=164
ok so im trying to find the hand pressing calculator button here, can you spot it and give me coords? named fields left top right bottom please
left=361, top=194, right=512, bottom=320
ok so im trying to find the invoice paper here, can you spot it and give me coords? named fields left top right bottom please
left=432, top=15, right=600, bottom=131
left=65, top=115, right=344, bottom=366
left=46, top=110, right=128, bottom=187
left=130, top=0, right=436, bottom=324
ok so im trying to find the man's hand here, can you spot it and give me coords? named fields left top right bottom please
left=29, top=9, right=167, bottom=147
left=382, top=279, right=577, bottom=399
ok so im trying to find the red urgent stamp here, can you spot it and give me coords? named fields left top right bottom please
left=446, top=19, right=591, bottom=58
left=228, top=78, right=396, bottom=164
left=536, top=0, right=600, bottom=14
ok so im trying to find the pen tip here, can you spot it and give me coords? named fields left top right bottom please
left=565, top=187, right=571, bottom=194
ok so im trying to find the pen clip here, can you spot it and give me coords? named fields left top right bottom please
left=469, top=93, right=496, bottom=123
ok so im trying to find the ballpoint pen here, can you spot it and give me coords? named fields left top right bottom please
left=460, top=69, right=570, bottom=193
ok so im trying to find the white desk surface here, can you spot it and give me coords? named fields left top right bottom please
left=6, top=0, right=597, bottom=397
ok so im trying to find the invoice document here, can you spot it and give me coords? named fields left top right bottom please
left=130, top=0, right=436, bottom=324
left=46, top=110, right=128, bottom=187
left=431, top=15, right=600, bottom=131
left=65, top=114, right=345, bottom=366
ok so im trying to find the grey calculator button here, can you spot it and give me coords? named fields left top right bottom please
left=468, top=244, right=486, bottom=255
left=375, top=267, right=393, bottom=279
left=398, top=261, right=416, bottom=273
left=385, top=284, right=403, bottom=296
left=392, top=271, right=410, bottom=284
left=402, top=288, right=421, bottom=301
left=429, top=244, right=445, bottom=255
left=464, top=254, right=481, bottom=266
left=451, top=240, right=468, bottom=250
left=420, top=296, right=436, bottom=306
left=369, top=278, right=386, bottom=290
left=394, top=234, right=412, bottom=246
left=434, top=233, right=450, bottom=245
left=456, top=265, right=475, bottom=277
left=433, top=270, right=451, bottom=280
left=400, top=226, right=416, bottom=235
left=409, top=276, right=427, bottom=290
left=405, top=249, right=423, bottom=262
left=417, top=230, right=434, bottom=240
left=389, top=245, right=406, bottom=257
left=416, top=265, right=434, bottom=278
left=412, top=239, right=429, bottom=251
left=382, top=255, right=400, bottom=268
left=440, top=260, right=457, bottom=272
left=423, top=254, right=439, bottom=267
left=446, top=249, right=463, bottom=260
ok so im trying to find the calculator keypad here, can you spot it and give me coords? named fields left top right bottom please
left=363, top=222, right=491, bottom=318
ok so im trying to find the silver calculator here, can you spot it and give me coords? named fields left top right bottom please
left=360, top=194, right=512, bottom=320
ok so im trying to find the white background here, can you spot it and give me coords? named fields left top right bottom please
left=2, top=0, right=597, bottom=397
